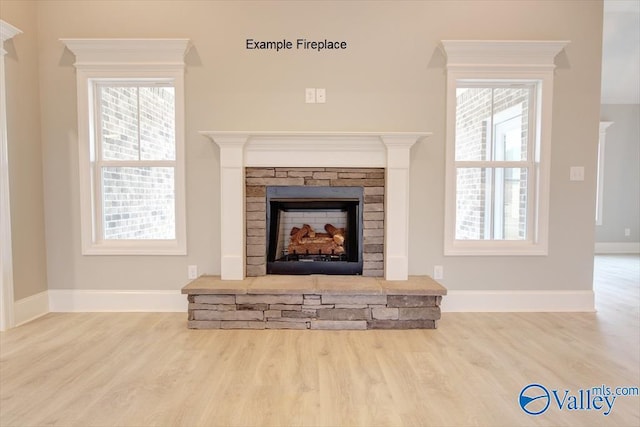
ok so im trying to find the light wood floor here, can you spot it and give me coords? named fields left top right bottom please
left=1, top=256, right=638, bottom=427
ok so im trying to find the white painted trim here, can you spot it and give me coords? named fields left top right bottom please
left=594, top=242, right=640, bottom=254
left=201, top=131, right=430, bottom=281
left=13, top=291, right=49, bottom=326
left=48, top=289, right=187, bottom=312
left=0, top=20, right=22, bottom=331
left=60, top=38, right=191, bottom=67
left=61, top=39, right=190, bottom=256
left=441, top=290, right=595, bottom=312
left=440, top=40, right=570, bottom=71
left=596, top=122, right=614, bottom=226
left=441, top=40, right=569, bottom=257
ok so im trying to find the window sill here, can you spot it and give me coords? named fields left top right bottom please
left=444, top=241, right=548, bottom=257
left=82, top=240, right=187, bottom=256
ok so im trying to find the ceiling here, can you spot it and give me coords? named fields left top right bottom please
left=601, top=0, right=640, bottom=104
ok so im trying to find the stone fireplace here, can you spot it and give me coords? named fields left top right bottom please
left=246, top=168, right=386, bottom=277
left=184, top=131, right=447, bottom=330
left=201, top=131, right=430, bottom=281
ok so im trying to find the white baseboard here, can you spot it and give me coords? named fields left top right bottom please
left=14, top=291, right=50, bottom=326
left=14, top=289, right=595, bottom=319
left=48, top=289, right=187, bottom=312
left=441, top=290, right=595, bottom=312
left=595, top=242, right=640, bottom=254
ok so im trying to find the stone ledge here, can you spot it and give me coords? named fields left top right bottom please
left=182, top=275, right=446, bottom=296
left=182, top=275, right=445, bottom=330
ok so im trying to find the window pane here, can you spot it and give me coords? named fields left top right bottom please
left=102, top=167, right=175, bottom=240
left=500, top=168, right=528, bottom=240
left=455, top=86, right=531, bottom=161
left=455, top=88, right=492, bottom=161
left=456, top=168, right=527, bottom=240
left=100, top=87, right=139, bottom=160
left=493, top=88, right=530, bottom=161
left=140, top=87, right=176, bottom=160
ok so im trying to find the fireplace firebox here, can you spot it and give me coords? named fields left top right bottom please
left=266, top=186, right=363, bottom=275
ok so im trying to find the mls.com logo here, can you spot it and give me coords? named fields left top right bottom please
left=519, top=384, right=551, bottom=415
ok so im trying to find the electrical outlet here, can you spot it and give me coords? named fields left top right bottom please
left=625, top=228, right=631, bottom=237
left=433, top=265, right=444, bottom=280
left=188, top=265, right=198, bottom=280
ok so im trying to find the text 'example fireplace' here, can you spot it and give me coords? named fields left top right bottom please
left=266, top=186, right=364, bottom=275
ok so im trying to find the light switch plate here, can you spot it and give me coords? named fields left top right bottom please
left=305, top=88, right=316, bottom=103
left=570, top=166, right=585, bottom=181
left=316, top=88, right=326, bottom=103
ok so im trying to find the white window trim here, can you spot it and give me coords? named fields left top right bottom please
left=61, top=39, right=190, bottom=255
left=596, top=121, right=614, bottom=226
left=441, top=40, right=569, bottom=256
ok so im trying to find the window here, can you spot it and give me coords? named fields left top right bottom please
left=62, top=39, right=190, bottom=255
left=454, top=84, right=535, bottom=241
left=96, top=82, right=177, bottom=241
left=441, top=40, right=569, bottom=255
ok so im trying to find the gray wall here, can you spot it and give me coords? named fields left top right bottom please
left=597, top=104, right=640, bottom=243
left=2, top=0, right=603, bottom=296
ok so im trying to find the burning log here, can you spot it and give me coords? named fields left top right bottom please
left=324, top=224, right=345, bottom=245
left=288, top=223, right=346, bottom=255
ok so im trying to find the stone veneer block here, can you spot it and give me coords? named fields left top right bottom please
left=317, top=308, right=371, bottom=321
left=315, top=276, right=381, bottom=293
left=280, top=317, right=313, bottom=323
left=246, top=177, right=305, bottom=186
left=193, top=295, right=236, bottom=305
left=220, top=321, right=266, bottom=329
left=330, top=178, right=384, bottom=187
left=367, top=320, right=436, bottom=329
left=246, top=265, right=266, bottom=276
left=237, top=303, right=268, bottom=311
left=269, top=304, right=302, bottom=310
left=246, top=168, right=275, bottom=178
left=264, top=310, right=282, bottom=318
left=398, top=307, right=441, bottom=320
left=266, top=321, right=309, bottom=330
left=371, top=307, right=399, bottom=320
left=189, top=303, right=236, bottom=311
left=236, top=294, right=303, bottom=305
left=310, top=320, right=368, bottom=330
left=321, top=294, right=388, bottom=305
left=282, top=310, right=317, bottom=319
left=333, top=304, right=368, bottom=309
left=193, top=310, right=264, bottom=321
left=246, top=186, right=266, bottom=197
left=381, top=276, right=447, bottom=296
left=387, top=295, right=441, bottom=307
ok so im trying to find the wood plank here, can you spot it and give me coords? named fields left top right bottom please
left=1, top=255, right=638, bottom=426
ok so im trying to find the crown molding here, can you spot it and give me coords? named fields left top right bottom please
left=440, top=40, right=570, bottom=71
left=0, top=20, right=22, bottom=56
left=0, top=20, right=22, bottom=43
left=60, top=38, right=191, bottom=68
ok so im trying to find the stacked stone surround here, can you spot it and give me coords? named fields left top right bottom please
left=245, top=167, right=385, bottom=277
left=182, top=276, right=446, bottom=330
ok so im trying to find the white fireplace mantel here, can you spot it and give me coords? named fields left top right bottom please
left=200, top=131, right=431, bottom=281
